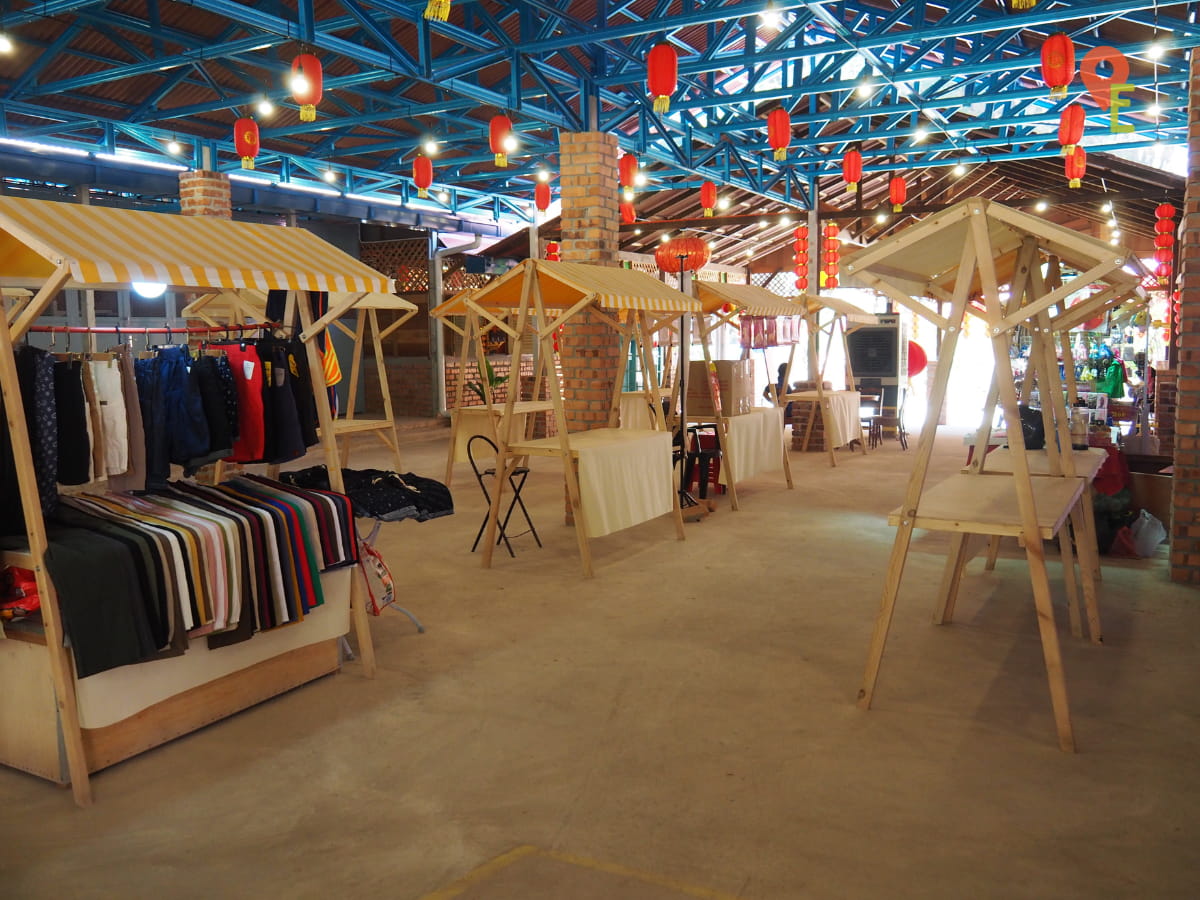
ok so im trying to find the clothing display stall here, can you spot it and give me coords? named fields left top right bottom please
left=0, top=196, right=395, bottom=805
left=436, top=259, right=698, bottom=577
left=845, top=197, right=1145, bottom=751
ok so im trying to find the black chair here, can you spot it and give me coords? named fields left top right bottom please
left=684, top=424, right=723, bottom=500
left=467, top=434, right=541, bottom=557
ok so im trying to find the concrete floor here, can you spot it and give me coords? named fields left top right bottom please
left=3, top=425, right=1199, bottom=899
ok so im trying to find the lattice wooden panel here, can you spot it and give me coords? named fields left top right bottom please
left=360, top=239, right=430, bottom=292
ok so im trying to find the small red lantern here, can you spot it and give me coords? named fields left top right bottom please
left=620, top=202, right=636, bottom=224
left=489, top=114, right=514, bottom=167
left=1156, top=202, right=1176, bottom=219
left=544, top=241, right=561, bottom=262
left=907, top=341, right=928, bottom=377
left=534, top=182, right=551, bottom=214
left=889, top=175, right=907, bottom=213
left=825, top=276, right=838, bottom=289
left=794, top=252, right=809, bottom=266
left=824, top=223, right=839, bottom=239
left=1157, top=262, right=1172, bottom=280
left=842, top=149, right=863, bottom=193
left=795, top=277, right=808, bottom=291
left=290, top=53, right=323, bottom=122
left=647, top=44, right=678, bottom=114
left=1065, top=146, right=1086, bottom=188
left=1155, top=247, right=1173, bottom=265
left=1155, top=219, right=1174, bottom=234
left=793, top=226, right=808, bottom=241
left=1041, top=33, right=1075, bottom=99
left=700, top=180, right=717, bottom=217
left=655, top=236, right=711, bottom=273
left=1155, top=203, right=1176, bottom=285
left=619, top=153, right=639, bottom=190
left=412, top=155, right=434, bottom=199
left=233, top=117, right=260, bottom=170
left=767, top=108, right=791, bottom=161
left=1155, top=233, right=1174, bottom=249
left=1058, top=104, right=1085, bottom=156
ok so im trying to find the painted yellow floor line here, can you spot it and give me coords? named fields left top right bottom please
left=417, top=844, right=540, bottom=900
left=539, top=848, right=745, bottom=900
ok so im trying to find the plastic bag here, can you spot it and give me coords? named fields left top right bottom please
left=1130, top=509, right=1167, bottom=558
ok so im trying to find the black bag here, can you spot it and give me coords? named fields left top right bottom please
left=1017, top=405, right=1045, bottom=451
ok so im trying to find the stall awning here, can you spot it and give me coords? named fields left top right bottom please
left=0, top=196, right=394, bottom=294
left=796, top=293, right=876, bottom=323
left=462, top=259, right=700, bottom=313
left=695, top=281, right=804, bottom=316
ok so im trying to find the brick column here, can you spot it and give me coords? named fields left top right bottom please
left=178, top=170, right=232, bottom=219
left=1169, top=48, right=1200, bottom=582
left=556, top=131, right=621, bottom=432
left=1156, top=369, right=1177, bottom=456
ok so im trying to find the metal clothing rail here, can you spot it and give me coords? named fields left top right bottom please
left=26, top=323, right=276, bottom=334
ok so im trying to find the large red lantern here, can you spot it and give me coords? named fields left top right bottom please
left=534, top=182, right=551, bottom=214
left=412, top=155, right=433, bottom=199
left=544, top=241, right=561, bottom=262
left=647, top=44, right=678, bottom=114
left=700, top=180, right=717, bottom=217
left=1058, top=104, right=1085, bottom=157
left=233, top=117, right=259, bottom=170
left=842, top=149, right=863, bottom=193
left=795, top=277, right=809, bottom=291
left=619, top=153, right=639, bottom=190
left=290, top=53, right=323, bottom=122
left=767, top=108, right=791, bottom=161
left=1065, top=146, right=1086, bottom=188
left=620, top=202, right=636, bottom=224
left=489, top=114, right=513, bottom=167
left=655, top=236, right=710, bottom=273
left=1156, top=202, right=1176, bottom=219
left=889, top=175, right=907, bottom=213
left=1155, top=233, right=1174, bottom=249
left=1041, top=33, right=1075, bottom=99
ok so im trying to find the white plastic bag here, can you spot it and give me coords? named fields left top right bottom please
left=1130, top=509, right=1167, bottom=558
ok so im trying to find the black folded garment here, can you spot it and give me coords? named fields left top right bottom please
left=281, top=466, right=453, bottom=522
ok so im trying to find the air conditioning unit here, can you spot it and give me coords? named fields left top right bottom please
left=846, top=314, right=910, bottom=412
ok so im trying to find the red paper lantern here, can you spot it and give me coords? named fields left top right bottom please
left=825, top=276, right=838, bottom=289
left=620, top=202, right=636, bottom=224
left=233, top=117, right=260, bottom=170
left=823, top=238, right=839, bottom=252
left=889, top=175, right=907, bottom=213
left=823, top=251, right=838, bottom=265
left=842, top=149, right=863, bottom=193
left=647, top=44, right=678, bottom=114
left=1155, top=219, right=1174, bottom=234
left=290, top=54, right=323, bottom=122
left=1155, top=233, right=1175, bottom=248
left=794, top=252, right=809, bottom=265
left=793, top=226, right=808, bottom=241
left=655, top=236, right=711, bottom=273
left=534, top=182, right=551, bottom=213
left=412, top=155, right=433, bottom=199
left=1058, top=104, right=1085, bottom=156
left=767, top=108, right=791, bottom=161
left=1156, top=202, right=1176, bottom=219
left=1041, top=33, right=1075, bottom=99
left=824, top=223, right=839, bottom=239
left=825, top=263, right=839, bottom=277
left=1156, top=204, right=1176, bottom=285
left=1157, top=262, right=1172, bottom=280
left=1155, top=247, right=1173, bottom=264
left=619, top=153, right=639, bottom=190
left=544, top=240, right=560, bottom=262
left=794, top=277, right=808, bottom=291
left=489, top=114, right=513, bottom=167
left=907, top=341, right=928, bottom=377
left=1065, top=146, right=1086, bottom=188
left=700, top=180, right=717, bottom=217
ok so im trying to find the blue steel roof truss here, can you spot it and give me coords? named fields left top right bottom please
left=0, top=0, right=1192, bottom=230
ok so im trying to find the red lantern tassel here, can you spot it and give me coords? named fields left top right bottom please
left=424, top=0, right=450, bottom=21
left=299, top=104, right=316, bottom=123
left=241, top=156, right=255, bottom=171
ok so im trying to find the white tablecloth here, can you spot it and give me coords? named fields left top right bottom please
left=788, top=390, right=861, bottom=448
left=715, top=407, right=784, bottom=485
left=574, top=430, right=674, bottom=538
left=619, top=392, right=660, bottom=429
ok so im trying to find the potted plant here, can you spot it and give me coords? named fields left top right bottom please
left=466, top=356, right=508, bottom=404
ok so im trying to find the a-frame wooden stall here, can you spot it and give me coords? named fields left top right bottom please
left=844, top=198, right=1144, bottom=751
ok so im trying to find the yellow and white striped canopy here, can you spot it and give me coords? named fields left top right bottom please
left=0, top=196, right=394, bottom=294
left=462, top=259, right=700, bottom=314
left=695, top=281, right=805, bottom=316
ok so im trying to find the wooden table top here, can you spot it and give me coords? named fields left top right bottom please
left=888, top=472, right=1086, bottom=539
left=509, top=427, right=668, bottom=458
left=454, top=399, right=556, bottom=416
left=971, top=447, right=1108, bottom=480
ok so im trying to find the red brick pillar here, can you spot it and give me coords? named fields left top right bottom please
left=557, top=131, right=621, bottom=431
left=1170, top=48, right=1200, bottom=582
left=178, top=170, right=232, bottom=219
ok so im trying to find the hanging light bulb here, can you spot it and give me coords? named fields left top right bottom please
left=437, top=190, right=450, bottom=203
left=912, top=127, right=928, bottom=144
left=1147, top=42, right=1165, bottom=60
left=759, top=1, right=781, bottom=30
left=856, top=79, right=874, bottom=99
left=952, top=163, right=967, bottom=177
left=0, top=34, right=14, bottom=55
left=1035, top=200, right=1048, bottom=212
left=423, top=139, right=439, bottom=156
left=536, top=168, right=551, bottom=182
left=323, top=169, right=337, bottom=183
left=257, top=98, right=275, bottom=117
left=166, top=139, right=182, bottom=155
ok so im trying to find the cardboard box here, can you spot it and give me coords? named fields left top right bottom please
left=686, top=358, right=753, bottom=417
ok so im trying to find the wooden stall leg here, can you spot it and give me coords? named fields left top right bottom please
left=1026, top=540, right=1076, bottom=752
left=1080, top=487, right=1103, bottom=583
left=350, top=563, right=378, bottom=677
left=933, top=533, right=972, bottom=625
left=780, top=420, right=794, bottom=490
left=858, top=521, right=918, bottom=709
left=984, top=535, right=1002, bottom=571
left=1057, top=523, right=1083, bottom=640
left=1070, top=502, right=1103, bottom=644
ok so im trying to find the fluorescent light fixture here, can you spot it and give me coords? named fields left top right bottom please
left=94, top=152, right=187, bottom=171
left=250, top=43, right=273, bottom=52
left=0, top=137, right=89, bottom=157
left=257, top=99, right=275, bottom=117
left=344, top=192, right=406, bottom=208
left=283, top=181, right=341, bottom=196
left=229, top=172, right=275, bottom=185
left=131, top=282, right=167, bottom=300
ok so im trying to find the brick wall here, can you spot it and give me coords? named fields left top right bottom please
left=1170, top=47, right=1200, bottom=582
left=178, top=171, right=232, bottom=219
left=365, top=356, right=436, bottom=418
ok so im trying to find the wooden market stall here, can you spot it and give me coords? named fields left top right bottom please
left=0, top=196, right=393, bottom=805
left=691, top=281, right=803, bottom=506
left=436, top=259, right=700, bottom=577
left=844, top=197, right=1144, bottom=751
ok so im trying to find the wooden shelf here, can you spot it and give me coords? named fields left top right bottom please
left=974, top=447, right=1108, bottom=480
left=509, top=426, right=660, bottom=458
left=888, top=472, right=1085, bottom=540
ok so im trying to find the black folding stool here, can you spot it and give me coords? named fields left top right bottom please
left=467, top=434, right=542, bottom=557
